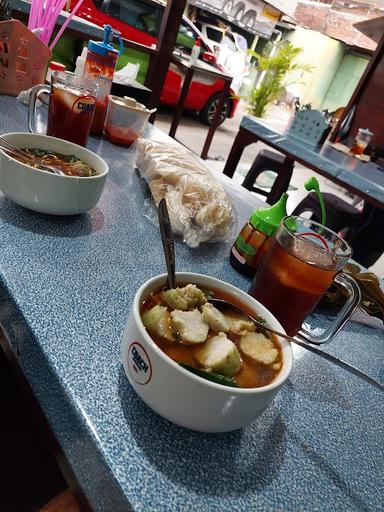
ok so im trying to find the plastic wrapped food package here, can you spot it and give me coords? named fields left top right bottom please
left=135, top=139, right=236, bottom=248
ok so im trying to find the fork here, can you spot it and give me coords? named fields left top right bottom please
left=0, top=137, right=66, bottom=176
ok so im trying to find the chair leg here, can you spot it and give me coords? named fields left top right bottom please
left=242, top=161, right=259, bottom=191
left=223, top=127, right=257, bottom=178
left=267, top=157, right=294, bottom=204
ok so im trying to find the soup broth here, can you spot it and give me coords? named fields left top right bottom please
left=141, top=283, right=283, bottom=389
left=15, top=148, right=97, bottom=177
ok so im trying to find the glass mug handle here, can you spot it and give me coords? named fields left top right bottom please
left=28, top=84, right=51, bottom=134
left=296, top=273, right=361, bottom=345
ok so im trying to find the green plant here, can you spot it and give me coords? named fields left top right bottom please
left=248, top=41, right=311, bottom=118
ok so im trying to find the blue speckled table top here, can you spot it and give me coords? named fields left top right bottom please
left=0, top=97, right=383, bottom=512
left=241, top=115, right=384, bottom=208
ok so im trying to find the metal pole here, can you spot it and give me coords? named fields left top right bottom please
left=146, top=0, right=187, bottom=122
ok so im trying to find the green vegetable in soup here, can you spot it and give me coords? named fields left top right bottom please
left=178, top=363, right=238, bottom=387
left=27, top=148, right=55, bottom=158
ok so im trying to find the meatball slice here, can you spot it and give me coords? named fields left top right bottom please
left=201, top=303, right=229, bottom=333
left=162, top=284, right=207, bottom=311
left=142, top=305, right=175, bottom=342
left=226, top=314, right=256, bottom=335
left=239, top=332, right=278, bottom=365
left=195, top=332, right=241, bottom=377
left=170, top=309, right=209, bottom=345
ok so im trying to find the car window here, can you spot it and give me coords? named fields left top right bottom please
left=176, top=20, right=208, bottom=56
left=97, top=0, right=161, bottom=37
left=176, top=21, right=197, bottom=54
left=222, top=34, right=237, bottom=53
left=234, top=33, right=248, bottom=52
left=206, top=26, right=223, bottom=44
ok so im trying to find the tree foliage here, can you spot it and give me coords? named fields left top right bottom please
left=248, top=41, right=312, bottom=118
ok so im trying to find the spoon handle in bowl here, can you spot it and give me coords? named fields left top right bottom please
left=209, top=298, right=383, bottom=392
left=158, top=198, right=176, bottom=290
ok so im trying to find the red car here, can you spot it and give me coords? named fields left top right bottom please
left=70, top=0, right=239, bottom=125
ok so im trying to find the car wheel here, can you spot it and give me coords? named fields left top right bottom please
left=199, top=93, right=231, bottom=126
left=231, top=2, right=246, bottom=20
left=241, top=10, right=257, bottom=29
left=222, top=1, right=233, bottom=15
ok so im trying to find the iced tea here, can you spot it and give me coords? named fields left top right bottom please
left=28, top=72, right=98, bottom=147
left=47, top=84, right=96, bottom=146
left=349, top=128, right=373, bottom=156
left=249, top=217, right=351, bottom=336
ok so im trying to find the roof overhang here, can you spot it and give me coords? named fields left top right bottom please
left=354, top=15, right=384, bottom=43
left=189, top=0, right=298, bottom=37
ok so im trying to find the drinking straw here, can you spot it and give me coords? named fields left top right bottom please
left=42, top=0, right=67, bottom=45
left=28, top=0, right=45, bottom=30
left=36, top=0, right=46, bottom=30
left=49, top=0, right=85, bottom=50
left=41, top=0, right=67, bottom=44
left=41, top=0, right=60, bottom=28
left=304, top=176, right=327, bottom=227
left=28, top=0, right=38, bottom=29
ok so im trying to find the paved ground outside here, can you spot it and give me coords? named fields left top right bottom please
left=154, top=101, right=384, bottom=277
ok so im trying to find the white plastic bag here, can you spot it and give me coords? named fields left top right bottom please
left=135, top=139, right=236, bottom=248
left=114, top=63, right=140, bottom=85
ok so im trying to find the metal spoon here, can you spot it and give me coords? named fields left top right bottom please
left=0, top=137, right=66, bottom=176
left=209, top=297, right=383, bottom=392
left=158, top=198, right=176, bottom=289
left=156, top=198, right=383, bottom=392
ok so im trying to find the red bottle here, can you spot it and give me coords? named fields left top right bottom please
left=84, top=25, right=123, bottom=135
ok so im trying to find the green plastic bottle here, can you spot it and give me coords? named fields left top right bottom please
left=230, top=193, right=288, bottom=277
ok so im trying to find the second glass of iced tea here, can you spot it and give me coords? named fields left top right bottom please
left=28, top=71, right=98, bottom=146
left=249, top=216, right=360, bottom=342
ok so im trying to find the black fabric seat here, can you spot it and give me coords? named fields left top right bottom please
left=292, top=191, right=362, bottom=235
left=242, top=149, right=294, bottom=204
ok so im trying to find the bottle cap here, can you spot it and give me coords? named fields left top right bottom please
left=195, top=38, right=201, bottom=46
left=358, top=128, right=373, bottom=136
left=249, top=193, right=288, bottom=236
left=88, top=25, right=122, bottom=57
left=49, top=61, right=66, bottom=71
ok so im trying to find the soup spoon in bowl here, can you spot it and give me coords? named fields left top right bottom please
left=157, top=199, right=383, bottom=392
left=158, top=198, right=176, bottom=290
left=0, top=136, right=66, bottom=176
left=208, top=298, right=383, bottom=391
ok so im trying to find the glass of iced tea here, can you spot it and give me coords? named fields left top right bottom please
left=350, top=128, right=373, bottom=156
left=249, top=216, right=360, bottom=343
left=28, top=71, right=98, bottom=147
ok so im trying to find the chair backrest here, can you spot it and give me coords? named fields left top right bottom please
left=286, top=109, right=330, bottom=150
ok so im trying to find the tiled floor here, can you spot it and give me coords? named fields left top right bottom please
left=155, top=102, right=383, bottom=278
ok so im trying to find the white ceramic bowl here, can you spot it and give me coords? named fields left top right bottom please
left=121, top=273, right=293, bottom=433
left=0, top=133, right=108, bottom=215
